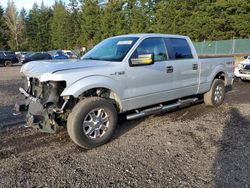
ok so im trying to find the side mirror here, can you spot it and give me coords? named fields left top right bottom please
left=244, top=56, right=248, bottom=59
left=131, top=54, right=154, bottom=66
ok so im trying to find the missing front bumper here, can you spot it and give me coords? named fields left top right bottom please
left=14, top=87, right=59, bottom=133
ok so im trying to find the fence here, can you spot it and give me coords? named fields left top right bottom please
left=193, top=39, right=250, bottom=55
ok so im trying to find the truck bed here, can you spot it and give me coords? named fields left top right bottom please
left=198, top=56, right=234, bottom=94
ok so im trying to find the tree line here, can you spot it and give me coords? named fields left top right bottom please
left=0, top=0, right=249, bottom=51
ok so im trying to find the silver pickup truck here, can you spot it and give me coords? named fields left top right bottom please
left=15, top=34, right=234, bottom=149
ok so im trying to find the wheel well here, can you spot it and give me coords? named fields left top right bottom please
left=214, top=72, right=226, bottom=84
left=78, top=88, right=122, bottom=112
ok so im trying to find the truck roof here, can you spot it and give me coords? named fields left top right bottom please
left=111, top=33, right=188, bottom=39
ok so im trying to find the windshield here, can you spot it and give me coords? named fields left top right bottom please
left=81, top=37, right=139, bottom=62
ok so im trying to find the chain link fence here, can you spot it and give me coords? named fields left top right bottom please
left=194, top=39, right=250, bottom=55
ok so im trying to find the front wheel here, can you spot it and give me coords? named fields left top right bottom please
left=204, top=79, right=225, bottom=107
left=67, top=97, right=117, bottom=149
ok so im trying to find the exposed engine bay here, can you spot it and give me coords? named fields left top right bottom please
left=15, top=77, right=70, bottom=133
left=14, top=77, right=117, bottom=133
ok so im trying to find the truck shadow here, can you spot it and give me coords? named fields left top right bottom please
left=212, top=108, right=250, bottom=187
left=113, top=101, right=207, bottom=140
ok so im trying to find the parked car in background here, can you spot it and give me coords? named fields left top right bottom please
left=53, top=51, right=69, bottom=60
left=234, top=55, right=250, bottom=81
left=16, top=52, right=33, bottom=62
left=63, top=50, right=78, bottom=58
left=48, top=50, right=69, bottom=60
left=0, top=51, right=18, bottom=67
left=21, top=52, right=52, bottom=64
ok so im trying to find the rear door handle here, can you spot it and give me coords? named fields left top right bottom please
left=166, top=66, right=173, bottom=73
left=193, top=64, right=198, bottom=70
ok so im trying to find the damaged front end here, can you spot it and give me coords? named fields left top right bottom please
left=14, top=77, right=70, bottom=133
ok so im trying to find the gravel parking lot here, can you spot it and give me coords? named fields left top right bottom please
left=0, top=66, right=250, bottom=187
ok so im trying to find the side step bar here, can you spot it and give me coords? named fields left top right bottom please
left=126, top=98, right=199, bottom=120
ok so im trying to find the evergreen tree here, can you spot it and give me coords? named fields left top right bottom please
left=27, top=2, right=53, bottom=51
left=79, top=0, right=100, bottom=48
left=26, top=2, right=39, bottom=50
left=1, top=0, right=250, bottom=51
left=99, top=0, right=126, bottom=40
left=124, top=0, right=150, bottom=33
left=0, top=5, right=8, bottom=50
left=5, top=0, right=19, bottom=50
left=51, top=0, right=70, bottom=49
left=67, top=0, right=81, bottom=49
left=17, top=8, right=28, bottom=50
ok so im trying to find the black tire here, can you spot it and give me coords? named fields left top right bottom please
left=67, top=97, right=117, bottom=149
left=204, top=79, right=225, bottom=107
left=4, top=60, right=12, bottom=67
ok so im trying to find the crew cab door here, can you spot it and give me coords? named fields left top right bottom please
left=164, top=38, right=199, bottom=97
left=125, top=37, right=174, bottom=110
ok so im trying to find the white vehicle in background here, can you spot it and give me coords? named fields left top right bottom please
left=234, top=55, right=250, bottom=81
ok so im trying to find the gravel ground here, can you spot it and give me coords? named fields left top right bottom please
left=0, top=67, right=250, bottom=187
left=0, top=66, right=25, bottom=127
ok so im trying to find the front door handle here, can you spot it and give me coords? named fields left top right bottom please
left=166, top=66, right=173, bottom=73
left=193, top=64, right=198, bottom=70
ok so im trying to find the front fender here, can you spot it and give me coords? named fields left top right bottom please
left=61, top=75, right=125, bottom=100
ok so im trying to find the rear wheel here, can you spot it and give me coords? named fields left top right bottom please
left=204, top=79, right=225, bottom=107
left=67, top=97, right=117, bottom=149
left=4, top=60, right=12, bottom=67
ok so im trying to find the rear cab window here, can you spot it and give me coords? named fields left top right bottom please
left=164, top=38, right=193, bottom=60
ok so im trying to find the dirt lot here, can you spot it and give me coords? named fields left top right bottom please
left=0, top=66, right=250, bottom=187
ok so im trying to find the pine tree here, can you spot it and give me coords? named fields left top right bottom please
left=5, top=0, right=19, bottom=50
left=0, top=5, right=8, bottom=50
left=67, top=0, right=81, bottom=49
left=51, top=0, right=70, bottom=49
left=17, top=8, right=28, bottom=50
left=79, top=0, right=100, bottom=48
left=26, top=2, right=53, bottom=51
left=99, top=0, right=126, bottom=40
left=124, top=0, right=150, bottom=33
left=26, top=2, right=39, bottom=50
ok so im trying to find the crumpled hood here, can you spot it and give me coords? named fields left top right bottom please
left=20, top=59, right=111, bottom=79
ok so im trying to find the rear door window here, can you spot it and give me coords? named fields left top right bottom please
left=165, top=38, right=193, bottom=60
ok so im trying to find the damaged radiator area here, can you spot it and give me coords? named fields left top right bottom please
left=15, top=77, right=72, bottom=133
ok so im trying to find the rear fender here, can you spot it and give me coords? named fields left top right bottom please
left=209, top=65, right=229, bottom=86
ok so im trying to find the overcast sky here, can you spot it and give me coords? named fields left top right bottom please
left=0, top=0, right=70, bottom=10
